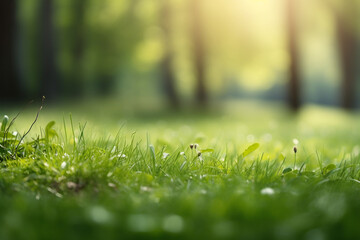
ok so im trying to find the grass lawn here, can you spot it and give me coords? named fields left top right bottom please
left=1, top=100, right=360, bottom=240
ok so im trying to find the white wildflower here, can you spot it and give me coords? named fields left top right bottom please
left=61, top=161, right=67, bottom=169
left=261, top=187, right=275, bottom=195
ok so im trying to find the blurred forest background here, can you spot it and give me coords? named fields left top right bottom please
left=1, top=0, right=359, bottom=110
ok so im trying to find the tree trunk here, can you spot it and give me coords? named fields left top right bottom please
left=190, top=0, right=207, bottom=106
left=335, top=6, right=358, bottom=110
left=160, top=0, right=179, bottom=108
left=68, top=0, right=86, bottom=98
left=0, top=0, right=22, bottom=102
left=286, top=0, right=301, bottom=110
left=39, top=0, right=59, bottom=100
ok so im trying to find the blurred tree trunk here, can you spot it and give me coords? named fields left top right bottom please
left=96, top=74, right=115, bottom=96
left=190, top=0, right=208, bottom=106
left=39, top=0, right=59, bottom=100
left=335, top=4, right=358, bottom=110
left=69, top=0, right=86, bottom=98
left=0, top=0, right=22, bottom=102
left=160, top=0, right=179, bottom=108
left=286, top=0, right=301, bottom=110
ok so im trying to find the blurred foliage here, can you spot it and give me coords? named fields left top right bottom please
left=9, top=0, right=359, bottom=106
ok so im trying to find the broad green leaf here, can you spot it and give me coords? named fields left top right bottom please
left=242, top=143, right=260, bottom=157
left=323, top=164, right=336, bottom=175
left=201, top=148, right=214, bottom=153
left=45, top=121, right=56, bottom=134
left=45, top=121, right=58, bottom=140
left=282, top=167, right=292, bottom=174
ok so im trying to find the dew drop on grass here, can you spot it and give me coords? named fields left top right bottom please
left=261, top=187, right=275, bottom=195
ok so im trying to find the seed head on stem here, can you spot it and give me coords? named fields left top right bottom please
left=293, top=146, right=297, bottom=168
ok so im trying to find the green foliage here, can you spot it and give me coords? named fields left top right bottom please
left=0, top=113, right=60, bottom=161
left=242, top=143, right=260, bottom=158
left=200, top=148, right=214, bottom=153
left=282, top=167, right=292, bottom=174
left=45, top=120, right=58, bottom=142
left=323, top=163, right=337, bottom=176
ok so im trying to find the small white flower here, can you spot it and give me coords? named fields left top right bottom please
left=293, top=138, right=299, bottom=145
left=180, top=152, right=185, bottom=156
left=140, top=186, right=152, bottom=192
left=261, top=187, right=275, bottom=195
left=61, top=161, right=67, bottom=169
left=162, top=153, right=170, bottom=159
left=117, top=152, right=127, bottom=158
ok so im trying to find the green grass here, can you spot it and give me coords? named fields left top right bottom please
left=0, top=100, right=360, bottom=240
